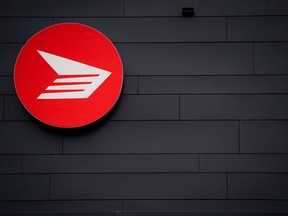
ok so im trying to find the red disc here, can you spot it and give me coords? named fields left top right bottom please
left=14, top=23, right=123, bottom=128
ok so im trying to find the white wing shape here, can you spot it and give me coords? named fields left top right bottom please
left=37, top=50, right=111, bottom=99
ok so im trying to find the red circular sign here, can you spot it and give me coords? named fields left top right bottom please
left=14, top=23, right=123, bottom=128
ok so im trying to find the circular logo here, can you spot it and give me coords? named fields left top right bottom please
left=14, top=23, right=123, bottom=128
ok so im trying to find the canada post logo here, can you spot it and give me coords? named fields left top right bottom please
left=36, top=50, right=111, bottom=99
left=14, top=23, right=123, bottom=128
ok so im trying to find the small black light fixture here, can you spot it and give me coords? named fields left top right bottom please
left=182, top=7, right=195, bottom=17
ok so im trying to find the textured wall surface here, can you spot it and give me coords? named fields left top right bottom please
left=1, top=0, right=288, bottom=215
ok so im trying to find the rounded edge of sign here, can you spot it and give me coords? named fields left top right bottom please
left=14, top=22, right=124, bottom=129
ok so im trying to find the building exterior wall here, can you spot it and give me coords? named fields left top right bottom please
left=1, top=0, right=288, bottom=215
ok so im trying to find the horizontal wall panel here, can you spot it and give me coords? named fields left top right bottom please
left=254, top=43, right=288, bottom=75
left=123, top=213, right=278, bottom=215
left=0, top=0, right=20, bottom=16
left=0, top=213, right=116, bottom=216
left=0, top=18, right=52, bottom=42
left=51, top=173, right=226, bottom=199
left=23, top=154, right=199, bottom=173
left=0, top=97, right=3, bottom=120
left=0, top=122, right=62, bottom=154
left=122, top=76, right=138, bottom=94
left=21, top=0, right=123, bottom=17
left=228, top=174, right=288, bottom=199
left=200, top=154, right=288, bottom=172
left=125, top=0, right=288, bottom=16
left=0, top=77, right=15, bottom=94
left=116, top=43, right=252, bottom=75
left=140, top=75, right=288, bottom=94
left=64, top=121, right=238, bottom=154
left=4, top=96, right=30, bottom=121
left=0, top=213, right=117, bottom=216
left=124, top=200, right=288, bottom=212
left=0, top=44, right=21, bottom=75
left=228, top=17, right=288, bottom=41
left=0, top=156, right=21, bottom=173
left=110, top=95, right=179, bottom=120
left=0, top=175, right=49, bottom=200
left=54, top=18, right=226, bottom=42
left=240, top=121, right=288, bottom=153
left=180, top=95, right=288, bottom=120
left=0, top=0, right=123, bottom=17
left=0, top=200, right=121, bottom=213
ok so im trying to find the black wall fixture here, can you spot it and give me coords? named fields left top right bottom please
left=182, top=7, right=195, bottom=17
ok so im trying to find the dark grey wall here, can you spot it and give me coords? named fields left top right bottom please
left=1, top=0, right=288, bottom=215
